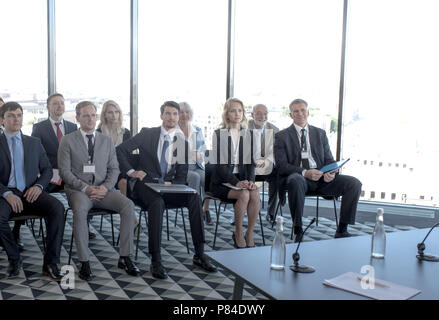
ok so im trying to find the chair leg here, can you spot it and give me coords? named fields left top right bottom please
left=262, top=181, right=265, bottom=209
left=271, top=201, right=281, bottom=229
left=258, top=211, right=265, bottom=246
left=40, top=218, right=47, bottom=253
left=333, top=198, right=339, bottom=228
left=174, top=208, right=178, bottom=227
left=110, top=214, right=115, bottom=246
left=180, top=208, right=190, bottom=254
left=166, top=209, right=170, bottom=241
left=68, top=227, right=74, bottom=265
left=212, top=200, right=220, bottom=250
left=30, top=219, right=37, bottom=239
left=100, top=215, right=104, bottom=232
left=135, top=210, right=143, bottom=260
left=316, top=196, right=319, bottom=227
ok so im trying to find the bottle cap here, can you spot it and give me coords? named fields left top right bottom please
left=377, top=208, right=384, bottom=215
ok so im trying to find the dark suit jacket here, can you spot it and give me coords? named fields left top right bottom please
left=274, top=124, right=335, bottom=197
left=116, top=126, right=188, bottom=185
left=210, top=129, right=256, bottom=186
left=0, top=133, right=52, bottom=195
left=31, top=119, right=77, bottom=169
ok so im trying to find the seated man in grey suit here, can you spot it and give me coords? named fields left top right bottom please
left=58, top=101, right=140, bottom=281
left=32, top=93, right=95, bottom=241
left=248, top=104, right=279, bottom=222
left=274, top=99, right=362, bottom=242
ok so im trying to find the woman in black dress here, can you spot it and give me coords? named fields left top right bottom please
left=210, top=98, right=260, bottom=248
left=97, top=100, right=131, bottom=195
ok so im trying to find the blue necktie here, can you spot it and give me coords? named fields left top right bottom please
left=159, top=138, right=169, bottom=183
left=12, top=136, right=26, bottom=192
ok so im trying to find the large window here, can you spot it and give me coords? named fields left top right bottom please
left=0, top=0, right=48, bottom=135
left=138, top=0, right=228, bottom=147
left=342, top=0, right=439, bottom=206
left=233, top=0, right=344, bottom=153
left=55, top=0, right=130, bottom=128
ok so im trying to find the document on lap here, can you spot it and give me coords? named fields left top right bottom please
left=222, top=183, right=246, bottom=190
left=319, top=158, right=350, bottom=173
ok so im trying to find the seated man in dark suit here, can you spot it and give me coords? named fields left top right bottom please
left=0, top=102, right=65, bottom=279
left=117, top=101, right=217, bottom=279
left=274, top=99, right=362, bottom=242
left=32, top=93, right=78, bottom=193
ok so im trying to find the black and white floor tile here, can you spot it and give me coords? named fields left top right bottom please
left=0, top=193, right=418, bottom=300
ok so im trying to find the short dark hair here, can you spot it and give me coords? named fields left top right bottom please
left=0, top=101, right=23, bottom=118
left=47, top=93, right=64, bottom=105
left=160, top=101, right=180, bottom=115
left=76, top=101, right=97, bottom=116
left=289, top=98, right=308, bottom=111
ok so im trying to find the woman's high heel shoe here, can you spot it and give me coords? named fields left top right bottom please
left=232, top=233, right=245, bottom=249
left=244, top=233, right=255, bottom=248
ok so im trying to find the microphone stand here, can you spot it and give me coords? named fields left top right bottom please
left=416, top=221, right=439, bottom=262
left=289, top=218, right=316, bottom=273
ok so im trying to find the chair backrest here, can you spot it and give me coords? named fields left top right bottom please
left=126, top=153, right=140, bottom=201
left=204, top=150, right=214, bottom=193
left=204, top=163, right=214, bottom=193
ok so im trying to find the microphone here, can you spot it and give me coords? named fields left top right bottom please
left=289, top=218, right=316, bottom=273
left=416, top=221, right=439, bottom=262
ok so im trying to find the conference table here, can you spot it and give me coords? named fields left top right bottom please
left=205, top=228, right=439, bottom=300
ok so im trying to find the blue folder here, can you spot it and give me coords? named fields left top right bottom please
left=319, top=158, right=350, bottom=173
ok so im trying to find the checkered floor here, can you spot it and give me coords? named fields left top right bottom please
left=0, top=193, right=417, bottom=300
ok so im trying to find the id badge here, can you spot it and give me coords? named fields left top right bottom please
left=301, top=151, right=309, bottom=160
left=83, top=164, right=96, bottom=173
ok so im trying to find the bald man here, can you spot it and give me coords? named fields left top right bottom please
left=248, top=104, right=279, bottom=222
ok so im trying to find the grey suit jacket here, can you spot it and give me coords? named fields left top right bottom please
left=248, top=120, right=279, bottom=175
left=58, top=130, right=120, bottom=192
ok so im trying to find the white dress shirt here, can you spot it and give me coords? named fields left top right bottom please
left=49, top=117, right=66, bottom=137
left=293, top=123, right=317, bottom=170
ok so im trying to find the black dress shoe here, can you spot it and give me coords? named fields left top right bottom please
left=7, top=258, right=23, bottom=278
left=334, top=231, right=352, bottom=238
left=193, top=255, right=217, bottom=273
left=118, top=256, right=140, bottom=276
left=78, top=261, right=93, bottom=281
left=42, top=263, right=64, bottom=281
left=88, top=231, right=96, bottom=240
left=150, top=261, right=168, bottom=279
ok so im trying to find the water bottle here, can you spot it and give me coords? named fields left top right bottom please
left=270, top=216, right=286, bottom=270
left=371, top=208, right=386, bottom=259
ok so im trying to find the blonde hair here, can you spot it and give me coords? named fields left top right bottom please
left=98, top=100, right=125, bottom=146
left=219, top=97, right=247, bottom=129
left=179, top=101, right=194, bottom=121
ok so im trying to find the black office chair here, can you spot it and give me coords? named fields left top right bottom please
left=204, top=163, right=266, bottom=249
left=274, top=186, right=339, bottom=240
left=125, top=154, right=191, bottom=259
left=9, top=213, right=47, bottom=252
left=255, top=175, right=268, bottom=209
left=64, top=207, right=118, bottom=265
